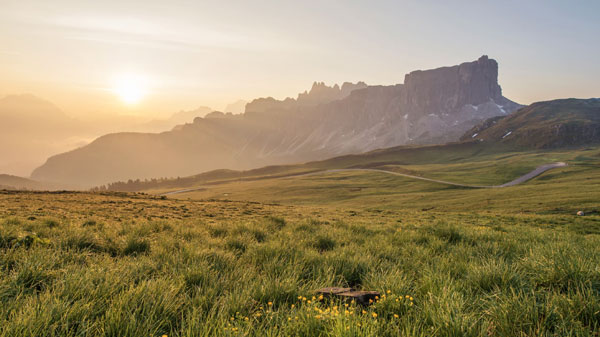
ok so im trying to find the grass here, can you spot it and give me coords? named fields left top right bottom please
left=1, top=145, right=600, bottom=336
left=0, top=189, right=599, bottom=336
left=167, top=147, right=600, bottom=215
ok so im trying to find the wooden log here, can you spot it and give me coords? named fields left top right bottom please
left=314, top=287, right=380, bottom=306
left=336, top=291, right=380, bottom=306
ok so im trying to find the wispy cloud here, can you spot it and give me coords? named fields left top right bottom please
left=40, top=14, right=302, bottom=53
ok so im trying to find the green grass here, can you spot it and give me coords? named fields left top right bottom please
left=167, top=147, right=600, bottom=215
left=0, top=190, right=599, bottom=336
left=1, top=146, right=600, bottom=336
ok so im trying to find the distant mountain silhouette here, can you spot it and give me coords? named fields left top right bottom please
left=131, top=106, right=214, bottom=132
left=0, top=94, right=215, bottom=176
left=224, top=100, right=247, bottom=114
left=0, top=94, right=86, bottom=176
left=462, top=98, right=600, bottom=148
left=32, top=56, right=522, bottom=187
left=0, top=174, right=62, bottom=190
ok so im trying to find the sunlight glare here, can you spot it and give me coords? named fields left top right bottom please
left=112, top=73, right=149, bottom=105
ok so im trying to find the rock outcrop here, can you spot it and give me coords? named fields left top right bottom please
left=32, top=56, right=522, bottom=187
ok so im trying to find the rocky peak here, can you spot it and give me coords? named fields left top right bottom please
left=245, top=81, right=368, bottom=113
left=297, top=81, right=367, bottom=106
left=402, top=55, right=503, bottom=116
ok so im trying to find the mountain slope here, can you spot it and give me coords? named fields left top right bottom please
left=32, top=56, right=522, bottom=187
left=0, top=94, right=87, bottom=176
left=0, top=174, right=61, bottom=190
left=462, top=98, right=600, bottom=148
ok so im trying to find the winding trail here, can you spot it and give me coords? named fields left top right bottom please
left=160, top=162, right=567, bottom=196
left=294, top=162, right=568, bottom=189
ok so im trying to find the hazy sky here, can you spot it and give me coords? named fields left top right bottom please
left=1, top=0, right=598, bottom=118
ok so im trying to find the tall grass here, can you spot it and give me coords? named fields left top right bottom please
left=0, top=193, right=599, bottom=336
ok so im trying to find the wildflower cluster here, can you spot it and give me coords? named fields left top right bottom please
left=221, top=291, right=416, bottom=334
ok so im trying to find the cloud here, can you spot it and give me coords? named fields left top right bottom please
left=40, top=14, right=302, bottom=53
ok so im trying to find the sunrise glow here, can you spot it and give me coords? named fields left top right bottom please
left=112, top=73, right=149, bottom=105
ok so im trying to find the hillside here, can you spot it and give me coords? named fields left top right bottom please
left=462, top=98, right=600, bottom=148
left=32, top=56, right=521, bottom=187
left=0, top=174, right=56, bottom=190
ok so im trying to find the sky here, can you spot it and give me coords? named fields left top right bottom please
left=0, top=0, right=599, bottom=118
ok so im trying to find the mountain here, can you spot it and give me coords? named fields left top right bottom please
left=0, top=94, right=89, bottom=176
left=130, top=106, right=213, bottom=132
left=0, top=94, right=216, bottom=176
left=0, top=174, right=60, bottom=190
left=461, top=98, right=600, bottom=148
left=32, top=56, right=522, bottom=187
left=224, top=100, right=247, bottom=114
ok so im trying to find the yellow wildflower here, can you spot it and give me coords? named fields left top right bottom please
left=372, top=312, right=378, bottom=318
left=394, top=314, right=399, bottom=318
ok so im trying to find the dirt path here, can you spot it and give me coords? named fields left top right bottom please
left=306, top=162, right=567, bottom=189
left=160, top=162, right=568, bottom=195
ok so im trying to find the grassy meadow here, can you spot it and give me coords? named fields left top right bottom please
left=1, top=145, right=600, bottom=336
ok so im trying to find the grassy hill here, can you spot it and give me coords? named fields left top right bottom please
left=462, top=98, right=600, bottom=148
left=100, top=141, right=511, bottom=192
left=160, top=146, right=599, bottom=214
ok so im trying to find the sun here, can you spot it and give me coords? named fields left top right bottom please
left=112, top=73, right=149, bottom=105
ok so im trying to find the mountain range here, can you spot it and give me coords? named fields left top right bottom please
left=31, top=56, right=523, bottom=187
left=0, top=94, right=214, bottom=176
